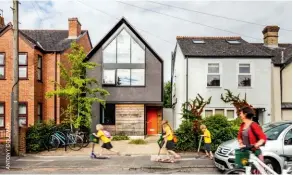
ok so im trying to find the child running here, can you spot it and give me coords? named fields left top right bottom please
left=161, top=120, right=181, bottom=162
left=200, top=124, right=213, bottom=160
left=92, top=124, right=120, bottom=157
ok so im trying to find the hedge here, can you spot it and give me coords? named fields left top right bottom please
left=175, top=115, right=240, bottom=152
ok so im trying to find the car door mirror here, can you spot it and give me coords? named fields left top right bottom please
left=284, top=138, right=292, bottom=145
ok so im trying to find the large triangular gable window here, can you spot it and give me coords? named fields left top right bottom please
left=102, top=28, right=145, bottom=86
left=103, top=29, right=145, bottom=64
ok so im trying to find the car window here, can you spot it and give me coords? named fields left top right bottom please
left=284, top=129, right=292, bottom=145
left=264, top=124, right=291, bottom=140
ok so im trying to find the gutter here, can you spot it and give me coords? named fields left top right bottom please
left=54, top=52, right=57, bottom=124
left=186, top=56, right=189, bottom=106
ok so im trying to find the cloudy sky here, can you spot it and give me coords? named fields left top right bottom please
left=1, top=0, right=292, bottom=82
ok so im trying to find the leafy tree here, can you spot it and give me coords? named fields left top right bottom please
left=46, top=42, right=109, bottom=130
left=163, top=81, right=172, bottom=108
left=176, top=94, right=211, bottom=150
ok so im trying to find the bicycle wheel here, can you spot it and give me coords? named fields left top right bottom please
left=48, top=135, right=60, bottom=151
left=68, top=134, right=83, bottom=151
left=81, top=133, right=90, bottom=147
left=225, top=168, right=246, bottom=175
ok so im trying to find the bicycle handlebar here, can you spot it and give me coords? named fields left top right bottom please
left=240, top=145, right=255, bottom=151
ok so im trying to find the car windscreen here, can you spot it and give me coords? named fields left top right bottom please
left=263, top=123, right=291, bottom=140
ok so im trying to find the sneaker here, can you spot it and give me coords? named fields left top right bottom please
left=90, top=153, right=97, bottom=159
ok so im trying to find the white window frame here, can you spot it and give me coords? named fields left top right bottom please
left=237, top=62, right=253, bottom=88
left=225, top=109, right=236, bottom=120
left=203, top=108, right=236, bottom=120
left=206, top=62, right=221, bottom=87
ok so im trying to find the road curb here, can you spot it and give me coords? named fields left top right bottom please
left=129, top=164, right=215, bottom=170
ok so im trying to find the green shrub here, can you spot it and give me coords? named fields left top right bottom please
left=202, top=114, right=239, bottom=152
left=26, top=121, right=54, bottom=153
left=230, top=117, right=242, bottom=127
left=128, top=139, right=148, bottom=144
left=112, top=135, right=129, bottom=141
left=175, top=120, right=196, bottom=151
left=26, top=121, right=72, bottom=153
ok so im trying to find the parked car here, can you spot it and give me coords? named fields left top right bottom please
left=214, top=121, right=292, bottom=174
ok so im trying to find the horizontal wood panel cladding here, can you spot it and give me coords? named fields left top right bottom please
left=116, top=104, right=144, bottom=136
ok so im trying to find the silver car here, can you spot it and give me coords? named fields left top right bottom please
left=214, top=121, right=292, bottom=174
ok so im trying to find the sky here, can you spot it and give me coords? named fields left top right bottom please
left=0, top=0, right=292, bottom=82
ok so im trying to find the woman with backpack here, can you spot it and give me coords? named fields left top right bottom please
left=237, top=106, right=267, bottom=161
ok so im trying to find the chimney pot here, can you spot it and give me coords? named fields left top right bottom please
left=262, top=25, right=280, bottom=47
left=68, top=17, right=81, bottom=39
left=0, top=15, right=5, bottom=29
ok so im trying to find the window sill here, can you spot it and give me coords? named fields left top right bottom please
left=206, top=86, right=222, bottom=88
left=238, top=86, right=252, bottom=89
left=102, top=85, right=146, bottom=88
left=0, top=78, right=6, bottom=80
left=37, top=80, right=43, bottom=83
left=19, top=78, right=29, bottom=80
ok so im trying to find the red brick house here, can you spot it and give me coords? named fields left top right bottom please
left=0, top=17, right=92, bottom=130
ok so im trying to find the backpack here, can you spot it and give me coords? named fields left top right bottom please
left=249, top=122, right=266, bottom=146
left=167, top=124, right=178, bottom=143
left=103, top=130, right=111, bottom=138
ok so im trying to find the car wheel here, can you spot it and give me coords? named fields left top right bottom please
left=264, top=158, right=281, bottom=174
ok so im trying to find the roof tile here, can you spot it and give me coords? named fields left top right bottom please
left=177, top=37, right=272, bottom=57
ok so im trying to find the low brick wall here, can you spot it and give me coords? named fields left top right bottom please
left=19, top=127, right=27, bottom=155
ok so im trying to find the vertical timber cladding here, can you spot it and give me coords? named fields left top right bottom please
left=116, top=104, right=144, bottom=136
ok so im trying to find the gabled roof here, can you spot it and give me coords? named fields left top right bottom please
left=176, top=36, right=272, bottom=58
left=20, top=30, right=89, bottom=52
left=252, top=43, right=292, bottom=65
left=85, top=17, right=163, bottom=63
left=0, top=23, right=91, bottom=52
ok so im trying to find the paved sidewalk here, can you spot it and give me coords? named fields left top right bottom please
left=34, top=139, right=204, bottom=157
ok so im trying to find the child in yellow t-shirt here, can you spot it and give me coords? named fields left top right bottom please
left=161, top=120, right=181, bottom=162
left=93, top=124, right=120, bottom=157
left=200, top=124, right=213, bottom=160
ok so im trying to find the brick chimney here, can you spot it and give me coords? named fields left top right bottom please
left=262, top=25, right=280, bottom=47
left=68, top=18, right=81, bottom=39
left=0, top=15, right=5, bottom=28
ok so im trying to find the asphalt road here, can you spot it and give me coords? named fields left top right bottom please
left=1, top=167, right=221, bottom=174
left=0, top=155, right=220, bottom=174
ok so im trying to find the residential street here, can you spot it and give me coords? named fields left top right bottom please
left=0, top=155, right=220, bottom=174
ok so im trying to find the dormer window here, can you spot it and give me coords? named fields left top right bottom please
left=193, top=40, right=205, bottom=44
left=227, top=40, right=241, bottom=44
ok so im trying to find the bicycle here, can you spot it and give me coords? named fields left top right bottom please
left=73, top=129, right=90, bottom=148
left=225, top=145, right=278, bottom=175
left=45, top=127, right=84, bottom=151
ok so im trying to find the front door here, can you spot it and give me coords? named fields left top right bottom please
left=147, top=109, right=158, bottom=135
